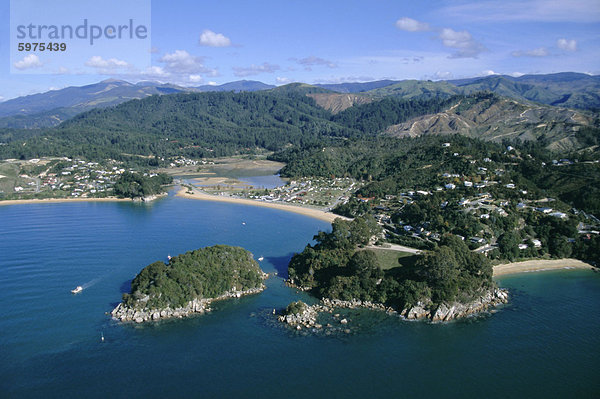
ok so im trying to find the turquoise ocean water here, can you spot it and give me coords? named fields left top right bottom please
left=1, top=193, right=599, bottom=398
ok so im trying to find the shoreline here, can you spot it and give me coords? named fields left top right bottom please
left=493, top=258, right=595, bottom=277
left=112, top=285, right=266, bottom=323
left=0, top=197, right=132, bottom=206
left=176, top=188, right=348, bottom=223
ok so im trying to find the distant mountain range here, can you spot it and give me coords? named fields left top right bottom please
left=0, top=79, right=274, bottom=128
left=2, top=72, right=598, bottom=129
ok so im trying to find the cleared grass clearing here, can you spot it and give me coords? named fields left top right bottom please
left=366, top=247, right=421, bottom=270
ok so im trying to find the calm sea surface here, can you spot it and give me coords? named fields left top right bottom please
left=1, top=193, right=599, bottom=398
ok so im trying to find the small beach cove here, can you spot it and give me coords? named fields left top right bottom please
left=493, top=258, right=596, bottom=277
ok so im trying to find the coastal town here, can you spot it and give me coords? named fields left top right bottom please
left=188, top=174, right=363, bottom=211
left=369, top=145, right=599, bottom=259
left=0, top=157, right=145, bottom=200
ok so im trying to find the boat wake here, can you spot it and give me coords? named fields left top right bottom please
left=81, top=277, right=101, bottom=289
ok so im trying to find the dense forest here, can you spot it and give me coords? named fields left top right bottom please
left=0, top=91, right=468, bottom=164
left=122, top=245, right=264, bottom=310
left=288, top=216, right=494, bottom=308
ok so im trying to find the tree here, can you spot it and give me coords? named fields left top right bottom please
left=549, top=236, right=572, bottom=258
left=348, top=250, right=381, bottom=279
left=416, top=246, right=460, bottom=303
left=498, top=230, right=521, bottom=261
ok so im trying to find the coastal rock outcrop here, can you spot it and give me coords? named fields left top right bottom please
left=112, top=286, right=265, bottom=323
left=401, top=288, right=509, bottom=321
left=132, top=193, right=168, bottom=203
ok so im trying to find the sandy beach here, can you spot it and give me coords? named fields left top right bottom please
left=0, top=197, right=132, bottom=206
left=177, top=188, right=347, bottom=223
left=493, top=258, right=595, bottom=277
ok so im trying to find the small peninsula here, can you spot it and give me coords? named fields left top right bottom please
left=282, top=216, right=508, bottom=325
left=112, top=245, right=267, bottom=323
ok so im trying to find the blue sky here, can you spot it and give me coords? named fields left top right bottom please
left=1, top=0, right=599, bottom=100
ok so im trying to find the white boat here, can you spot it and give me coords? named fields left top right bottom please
left=258, top=256, right=264, bottom=261
left=71, top=286, right=83, bottom=294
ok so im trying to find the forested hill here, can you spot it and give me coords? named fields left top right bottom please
left=0, top=91, right=456, bottom=163
left=0, top=91, right=344, bottom=162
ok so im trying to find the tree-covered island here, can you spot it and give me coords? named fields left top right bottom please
left=112, top=245, right=267, bottom=323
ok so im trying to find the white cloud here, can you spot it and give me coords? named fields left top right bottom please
left=557, top=38, right=577, bottom=51
left=85, top=56, right=130, bottom=69
left=232, top=62, right=280, bottom=77
left=482, top=70, right=498, bottom=76
left=159, top=50, right=217, bottom=76
left=188, top=74, right=203, bottom=83
left=141, top=65, right=169, bottom=78
left=510, top=72, right=525, bottom=77
left=293, top=56, right=337, bottom=71
left=199, top=30, right=232, bottom=47
left=394, top=17, right=484, bottom=58
left=14, top=54, right=43, bottom=70
left=207, top=81, right=218, bottom=86
left=439, top=28, right=485, bottom=58
left=0, top=96, right=5, bottom=102
left=511, top=47, right=549, bottom=57
left=395, top=17, right=430, bottom=32
left=276, top=77, right=292, bottom=84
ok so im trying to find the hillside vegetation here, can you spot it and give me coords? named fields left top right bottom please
left=383, top=93, right=599, bottom=152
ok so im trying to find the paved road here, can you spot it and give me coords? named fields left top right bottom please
left=366, top=243, right=422, bottom=254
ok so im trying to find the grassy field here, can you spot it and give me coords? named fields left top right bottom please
left=159, top=155, right=285, bottom=178
left=367, top=247, right=421, bottom=270
left=0, top=162, right=18, bottom=195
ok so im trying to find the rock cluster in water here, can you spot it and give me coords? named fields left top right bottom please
left=111, top=286, right=265, bottom=323
left=132, top=193, right=167, bottom=203
left=278, top=298, right=396, bottom=330
left=278, top=288, right=509, bottom=329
